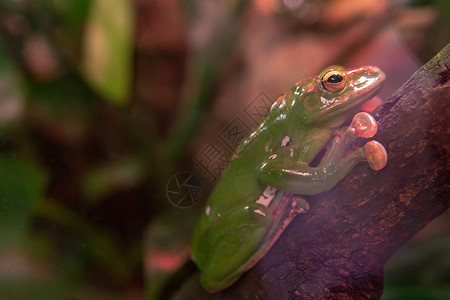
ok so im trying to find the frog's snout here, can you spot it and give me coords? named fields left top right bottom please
left=348, top=66, right=385, bottom=95
left=362, top=66, right=385, bottom=84
left=366, top=66, right=385, bottom=83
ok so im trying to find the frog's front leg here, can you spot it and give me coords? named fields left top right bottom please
left=257, top=112, right=387, bottom=195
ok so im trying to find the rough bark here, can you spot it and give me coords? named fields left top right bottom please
left=175, top=43, right=450, bottom=299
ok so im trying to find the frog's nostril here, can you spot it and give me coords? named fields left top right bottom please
left=366, top=66, right=385, bottom=82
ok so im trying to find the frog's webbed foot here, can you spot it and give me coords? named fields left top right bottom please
left=324, top=112, right=387, bottom=171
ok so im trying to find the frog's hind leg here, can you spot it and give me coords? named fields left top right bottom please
left=196, top=204, right=272, bottom=292
left=251, top=193, right=309, bottom=265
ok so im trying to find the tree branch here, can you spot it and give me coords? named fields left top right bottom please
left=176, top=43, right=450, bottom=299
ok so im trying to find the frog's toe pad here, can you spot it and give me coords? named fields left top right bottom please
left=351, top=112, right=378, bottom=138
left=291, top=196, right=310, bottom=214
left=363, top=140, right=387, bottom=170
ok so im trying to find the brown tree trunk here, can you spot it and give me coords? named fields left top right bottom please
left=175, top=43, right=450, bottom=299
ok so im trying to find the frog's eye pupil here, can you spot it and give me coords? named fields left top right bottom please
left=327, top=74, right=343, bottom=83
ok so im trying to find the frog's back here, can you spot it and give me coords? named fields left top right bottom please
left=194, top=91, right=297, bottom=227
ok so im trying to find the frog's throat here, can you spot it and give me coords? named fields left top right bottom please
left=314, top=85, right=383, bottom=123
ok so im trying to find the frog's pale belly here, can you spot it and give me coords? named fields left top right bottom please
left=255, top=185, right=277, bottom=207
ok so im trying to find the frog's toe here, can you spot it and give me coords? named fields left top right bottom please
left=363, top=140, right=387, bottom=170
left=351, top=112, right=378, bottom=138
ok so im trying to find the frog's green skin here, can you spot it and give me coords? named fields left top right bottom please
left=191, top=66, right=387, bottom=292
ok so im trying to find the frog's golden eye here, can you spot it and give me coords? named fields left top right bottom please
left=322, top=70, right=346, bottom=92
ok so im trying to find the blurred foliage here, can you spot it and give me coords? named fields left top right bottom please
left=82, top=0, right=134, bottom=104
left=0, top=0, right=247, bottom=297
left=0, top=0, right=145, bottom=298
left=0, top=0, right=447, bottom=299
left=0, top=156, right=46, bottom=247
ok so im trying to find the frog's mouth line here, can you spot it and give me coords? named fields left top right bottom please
left=315, top=81, right=384, bottom=122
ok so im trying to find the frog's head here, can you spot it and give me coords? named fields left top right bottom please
left=298, top=65, right=385, bottom=126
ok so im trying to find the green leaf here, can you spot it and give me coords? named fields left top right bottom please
left=81, top=0, right=134, bottom=105
left=0, top=39, right=24, bottom=126
left=81, top=157, right=144, bottom=206
left=0, top=156, right=47, bottom=248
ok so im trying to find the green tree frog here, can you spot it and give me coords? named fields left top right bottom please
left=191, top=66, right=388, bottom=292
